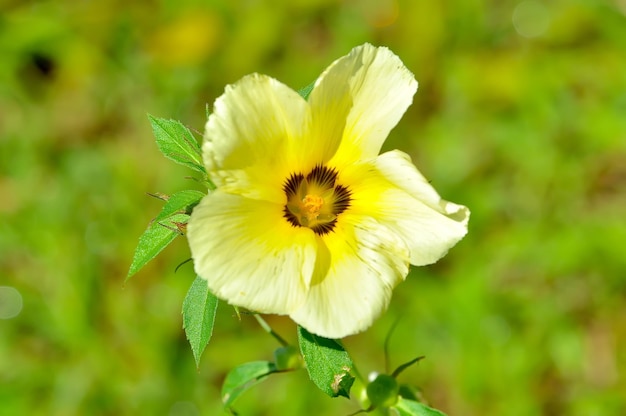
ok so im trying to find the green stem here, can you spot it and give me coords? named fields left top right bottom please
left=253, top=314, right=289, bottom=347
left=383, top=316, right=403, bottom=374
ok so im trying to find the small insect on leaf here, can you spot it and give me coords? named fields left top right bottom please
left=127, top=213, right=189, bottom=281
left=153, top=190, right=205, bottom=223
left=147, top=192, right=170, bottom=201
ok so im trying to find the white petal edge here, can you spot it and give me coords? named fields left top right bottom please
left=340, top=151, right=469, bottom=266
left=203, top=73, right=308, bottom=189
left=375, top=150, right=470, bottom=219
left=289, top=215, right=410, bottom=339
left=308, top=43, right=418, bottom=168
left=187, top=190, right=317, bottom=314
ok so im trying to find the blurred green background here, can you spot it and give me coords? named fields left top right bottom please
left=1, top=0, right=625, bottom=415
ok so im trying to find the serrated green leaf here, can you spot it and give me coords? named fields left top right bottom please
left=182, top=276, right=218, bottom=368
left=297, top=80, right=316, bottom=100
left=148, top=115, right=205, bottom=173
left=393, top=398, right=447, bottom=416
left=154, top=190, right=205, bottom=222
left=222, top=361, right=276, bottom=408
left=127, top=213, right=189, bottom=280
left=297, top=326, right=354, bottom=398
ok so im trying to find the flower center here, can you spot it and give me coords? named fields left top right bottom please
left=283, top=165, right=351, bottom=235
left=302, top=194, right=324, bottom=221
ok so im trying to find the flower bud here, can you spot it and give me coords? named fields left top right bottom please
left=366, top=373, right=399, bottom=408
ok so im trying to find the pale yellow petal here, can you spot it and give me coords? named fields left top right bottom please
left=203, top=73, right=308, bottom=198
left=374, top=150, right=469, bottom=218
left=290, top=215, right=410, bottom=339
left=208, top=164, right=285, bottom=204
left=341, top=152, right=469, bottom=266
left=187, top=190, right=317, bottom=313
left=308, top=43, right=417, bottom=168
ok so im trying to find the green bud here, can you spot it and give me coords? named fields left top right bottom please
left=366, top=373, right=399, bottom=408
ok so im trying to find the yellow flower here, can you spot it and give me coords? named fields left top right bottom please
left=187, top=44, right=469, bottom=339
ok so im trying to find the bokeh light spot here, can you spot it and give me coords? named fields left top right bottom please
left=354, top=0, right=399, bottom=28
left=512, top=1, right=550, bottom=38
left=0, top=286, right=23, bottom=319
left=146, top=10, right=222, bottom=67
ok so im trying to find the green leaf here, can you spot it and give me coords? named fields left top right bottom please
left=222, top=361, right=276, bottom=408
left=297, top=80, right=316, bottom=100
left=154, top=189, right=205, bottom=222
left=397, top=384, right=420, bottom=402
left=127, top=213, right=189, bottom=280
left=148, top=115, right=205, bottom=173
left=297, top=326, right=355, bottom=398
left=393, top=398, right=447, bottom=416
left=182, top=276, right=219, bottom=368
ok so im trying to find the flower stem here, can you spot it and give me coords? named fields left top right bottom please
left=253, top=314, right=289, bottom=347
